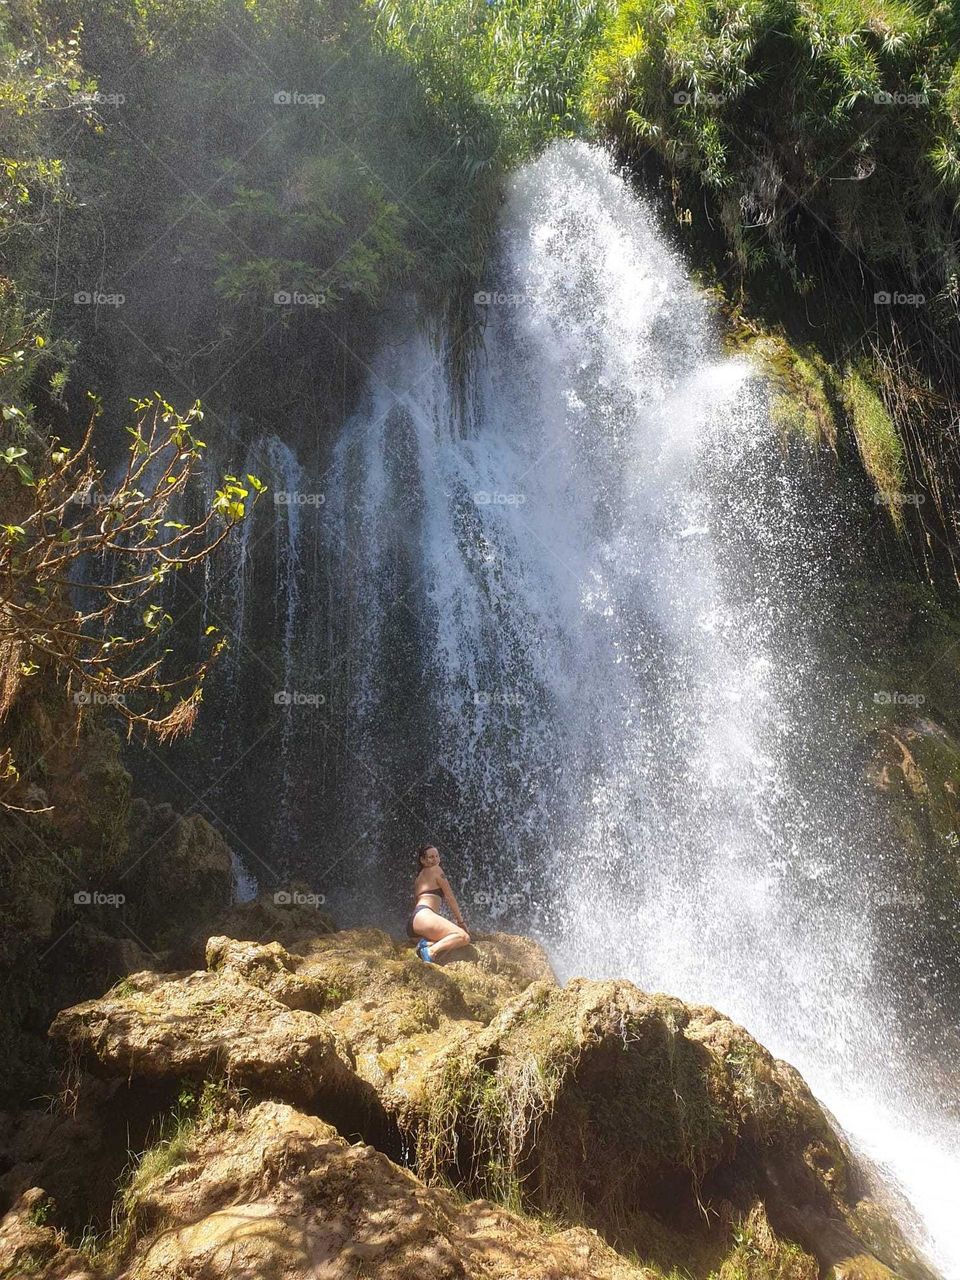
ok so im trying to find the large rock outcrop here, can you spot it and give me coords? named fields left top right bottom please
left=9, top=925, right=938, bottom=1280
left=111, top=1099, right=658, bottom=1280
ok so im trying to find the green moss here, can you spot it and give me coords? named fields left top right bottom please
left=841, top=367, right=906, bottom=522
left=732, top=327, right=840, bottom=450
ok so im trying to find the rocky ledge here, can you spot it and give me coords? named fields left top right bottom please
left=0, top=906, right=938, bottom=1280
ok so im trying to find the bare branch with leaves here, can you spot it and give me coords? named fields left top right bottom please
left=0, top=392, right=264, bottom=808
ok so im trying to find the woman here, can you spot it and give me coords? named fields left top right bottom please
left=408, top=843, right=470, bottom=963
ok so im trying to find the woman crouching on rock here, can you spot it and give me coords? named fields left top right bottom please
left=408, top=843, right=470, bottom=963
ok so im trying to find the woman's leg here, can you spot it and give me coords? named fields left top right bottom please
left=412, top=907, right=471, bottom=959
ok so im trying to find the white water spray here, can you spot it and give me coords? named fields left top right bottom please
left=325, top=141, right=960, bottom=1274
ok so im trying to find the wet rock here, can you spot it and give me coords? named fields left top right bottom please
left=402, top=976, right=932, bottom=1279
left=124, top=801, right=235, bottom=947
left=202, top=928, right=558, bottom=1115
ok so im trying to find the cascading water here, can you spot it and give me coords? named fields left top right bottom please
left=316, top=140, right=959, bottom=1273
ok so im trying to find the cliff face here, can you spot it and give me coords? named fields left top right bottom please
left=0, top=906, right=938, bottom=1280
left=0, top=680, right=238, bottom=1105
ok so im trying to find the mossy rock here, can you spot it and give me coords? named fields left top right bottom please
left=406, top=977, right=927, bottom=1279
left=123, top=802, right=235, bottom=948
left=42, top=930, right=937, bottom=1280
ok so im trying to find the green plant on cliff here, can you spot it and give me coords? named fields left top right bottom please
left=583, top=0, right=960, bottom=287
left=370, top=0, right=609, bottom=160
left=581, top=0, right=960, bottom=580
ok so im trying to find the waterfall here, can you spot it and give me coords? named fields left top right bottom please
left=319, top=139, right=958, bottom=1273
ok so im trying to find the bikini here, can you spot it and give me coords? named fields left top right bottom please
left=407, top=889, right=442, bottom=938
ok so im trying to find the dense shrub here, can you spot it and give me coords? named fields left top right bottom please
left=583, top=0, right=960, bottom=292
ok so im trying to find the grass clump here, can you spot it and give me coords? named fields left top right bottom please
left=713, top=1205, right=818, bottom=1280
left=80, top=1078, right=243, bottom=1271
left=841, top=366, right=907, bottom=521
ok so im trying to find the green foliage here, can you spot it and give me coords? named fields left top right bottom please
left=583, top=0, right=960, bottom=289
left=0, top=0, right=518, bottom=419
left=372, top=0, right=611, bottom=161
left=0, top=392, right=263, bottom=779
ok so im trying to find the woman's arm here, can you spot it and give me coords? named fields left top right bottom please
left=439, top=873, right=467, bottom=928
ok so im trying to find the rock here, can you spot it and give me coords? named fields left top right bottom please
left=0, top=1187, right=93, bottom=1280
left=0, top=1077, right=165, bottom=1235
left=174, top=887, right=338, bottom=965
left=202, top=928, right=558, bottom=1113
left=865, top=715, right=960, bottom=1021
left=44, top=928, right=935, bottom=1280
left=123, top=802, right=235, bottom=947
left=111, top=1099, right=656, bottom=1280
left=42, top=719, right=133, bottom=862
left=398, top=976, right=932, bottom=1279
left=49, top=966, right=356, bottom=1106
